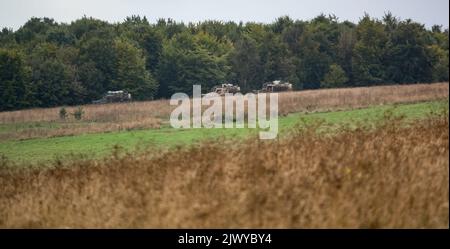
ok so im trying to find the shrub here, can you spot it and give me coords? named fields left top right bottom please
left=59, top=107, right=67, bottom=120
left=72, top=107, right=84, bottom=120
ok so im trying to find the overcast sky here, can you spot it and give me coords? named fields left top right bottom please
left=1, top=0, right=448, bottom=30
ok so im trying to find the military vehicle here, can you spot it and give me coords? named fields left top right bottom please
left=210, top=83, right=241, bottom=96
left=92, top=90, right=132, bottom=104
left=257, top=80, right=293, bottom=93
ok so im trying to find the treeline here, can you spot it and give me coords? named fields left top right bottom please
left=0, top=14, right=448, bottom=111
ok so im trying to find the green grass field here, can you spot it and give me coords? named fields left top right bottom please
left=0, top=100, right=447, bottom=164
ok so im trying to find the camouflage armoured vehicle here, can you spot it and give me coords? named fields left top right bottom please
left=258, top=80, right=293, bottom=93
left=92, top=90, right=132, bottom=104
left=210, top=83, right=241, bottom=96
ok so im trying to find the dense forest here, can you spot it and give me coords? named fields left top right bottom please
left=0, top=13, right=448, bottom=111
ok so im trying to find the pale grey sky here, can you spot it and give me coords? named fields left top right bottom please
left=0, top=0, right=448, bottom=30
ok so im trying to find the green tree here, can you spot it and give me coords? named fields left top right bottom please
left=296, top=29, right=332, bottom=89
left=78, top=31, right=116, bottom=99
left=352, top=15, right=388, bottom=85
left=158, top=31, right=229, bottom=97
left=113, top=38, right=158, bottom=100
left=28, top=43, right=83, bottom=107
left=14, top=17, right=57, bottom=44
left=0, top=28, right=16, bottom=47
left=384, top=19, right=433, bottom=83
left=46, top=25, right=75, bottom=46
left=429, top=26, right=449, bottom=82
left=258, top=30, right=295, bottom=84
left=118, top=16, right=163, bottom=74
left=336, top=25, right=356, bottom=82
left=69, top=17, right=111, bottom=40
left=0, top=49, right=31, bottom=111
left=321, top=64, right=349, bottom=88
left=229, top=35, right=263, bottom=92
left=271, top=16, right=294, bottom=34
left=428, top=45, right=449, bottom=82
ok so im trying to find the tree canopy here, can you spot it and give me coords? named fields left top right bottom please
left=0, top=14, right=448, bottom=111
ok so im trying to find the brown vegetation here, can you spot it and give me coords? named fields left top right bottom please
left=0, top=114, right=448, bottom=228
left=0, top=83, right=448, bottom=141
left=278, top=82, right=449, bottom=114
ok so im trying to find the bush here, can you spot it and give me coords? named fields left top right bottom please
left=59, top=107, right=67, bottom=120
left=72, top=107, right=84, bottom=120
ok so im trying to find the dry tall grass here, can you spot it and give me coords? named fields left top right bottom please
left=0, top=99, right=172, bottom=124
left=0, top=83, right=448, bottom=140
left=0, top=114, right=448, bottom=228
left=1, top=83, right=448, bottom=124
left=278, top=82, right=449, bottom=114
